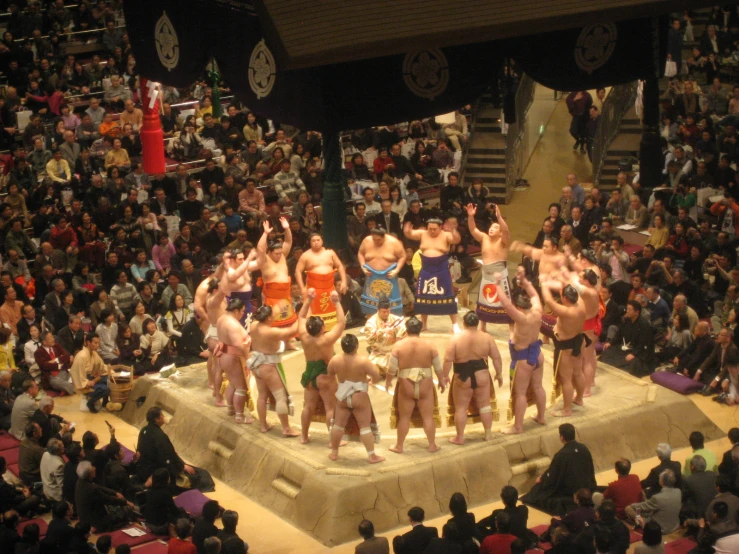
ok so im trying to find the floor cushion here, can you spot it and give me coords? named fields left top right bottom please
left=174, top=489, right=215, bottom=518
left=101, top=527, right=157, bottom=548
left=650, top=371, right=704, bottom=395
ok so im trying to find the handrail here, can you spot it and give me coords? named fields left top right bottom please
left=504, top=73, right=536, bottom=198
left=0, top=4, right=80, bottom=19
left=13, top=24, right=125, bottom=42
left=458, top=99, right=480, bottom=184
left=591, top=81, right=638, bottom=186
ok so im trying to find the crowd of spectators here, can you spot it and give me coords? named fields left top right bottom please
left=1, top=404, right=249, bottom=554
left=352, top=425, right=739, bottom=554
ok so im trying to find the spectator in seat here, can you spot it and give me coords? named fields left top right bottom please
left=18, top=421, right=44, bottom=485
left=40, top=437, right=65, bottom=502
left=625, top=469, right=681, bottom=534
left=44, top=501, right=75, bottom=552
left=479, top=512, right=517, bottom=554
left=46, top=149, right=74, bottom=187
left=119, top=99, right=143, bottom=131
left=0, top=456, right=40, bottom=516
left=217, top=510, right=248, bottom=554
left=681, top=455, right=718, bottom=524
left=193, top=500, right=221, bottom=554
left=478, top=486, right=529, bottom=540
left=392, top=506, right=438, bottom=554
left=683, top=431, right=718, bottom=477
left=104, top=75, right=130, bottom=111
left=141, top=468, right=183, bottom=536
left=274, top=159, right=306, bottom=207
left=238, top=178, right=265, bottom=217
left=75, top=460, right=133, bottom=532
left=431, top=139, right=454, bottom=169
left=169, top=518, right=198, bottom=554
left=0, top=370, right=15, bottom=431
left=104, top=138, right=131, bottom=172
left=31, top=395, right=71, bottom=447
left=440, top=172, right=465, bottom=216
left=587, top=500, right=630, bottom=554
left=642, top=443, right=683, bottom=499
left=597, top=459, right=643, bottom=519
left=695, top=327, right=739, bottom=391
left=600, top=301, right=656, bottom=376
left=633, top=520, right=662, bottom=554
left=9, top=379, right=39, bottom=440
left=355, top=519, right=389, bottom=554
left=673, top=321, right=714, bottom=378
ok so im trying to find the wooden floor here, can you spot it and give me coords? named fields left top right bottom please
left=35, top=99, right=739, bottom=553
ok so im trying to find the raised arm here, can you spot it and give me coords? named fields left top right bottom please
left=297, top=288, right=314, bottom=337
left=246, top=247, right=263, bottom=272
left=521, top=277, right=542, bottom=313
left=511, top=240, right=540, bottom=261
left=280, top=217, right=292, bottom=256
left=493, top=273, right=527, bottom=325
left=540, top=281, right=572, bottom=318
left=403, top=221, right=423, bottom=241
left=324, top=291, right=346, bottom=342
left=496, top=204, right=510, bottom=246
left=466, top=204, right=486, bottom=242
left=257, top=221, right=270, bottom=254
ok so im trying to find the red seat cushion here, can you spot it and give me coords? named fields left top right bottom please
left=0, top=432, right=20, bottom=451
left=101, top=527, right=157, bottom=548
left=664, top=537, right=698, bottom=554
left=7, top=463, right=19, bottom=476
left=131, top=541, right=169, bottom=554
left=18, top=518, right=48, bottom=538
left=1, top=447, right=19, bottom=466
left=630, top=530, right=643, bottom=543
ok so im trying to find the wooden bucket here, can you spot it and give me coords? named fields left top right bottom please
left=108, top=365, right=133, bottom=405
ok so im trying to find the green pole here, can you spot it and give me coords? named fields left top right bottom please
left=320, top=133, right=348, bottom=250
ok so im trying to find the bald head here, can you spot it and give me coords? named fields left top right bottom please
left=695, top=321, right=710, bottom=337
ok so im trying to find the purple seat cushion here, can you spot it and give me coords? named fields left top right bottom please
left=665, top=537, right=698, bottom=554
left=121, top=445, right=135, bottom=466
left=174, top=489, right=214, bottom=517
left=650, top=371, right=704, bottom=395
left=0, top=432, right=20, bottom=451
left=18, top=518, right=48, bottom=538
left=102, top=527, right=157, bottom=548
left=1, top=447, right=19, bottom=466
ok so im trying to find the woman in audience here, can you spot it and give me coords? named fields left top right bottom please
left=137, top=203, right=160, bottom=254
left=242, top=111, right=264, bottom=145
left=464, top=178, right=489, bottom=212
left=50, top=290, right=78, bottom=333
left=301, top=203, right=321, bottom=233
left=24, top=323, right=42, bottom=370
left=683, top=246, right=705, bottom=283
left=349, top=153, right=373, bottom=182
left=204, top=182, right=226, bottom=213
left=257, top=146, right=285, bottom=179
left=447, top=492, right=481, bottom=551
left=112, top=205, right=142, bottom=241
left=77, top=212, right=106, bottom=271
left=660, top=114, right=679, bottom=141
left=663, top=222, right=690, bottom=260
left=95, top=309, right=119, bottom=364
left=581, top=196, right=604, bottom=231
left=72, top=263, right=99, bottom=313
left=291, top=191, right=311, bottom=221
left=290, top=142, right=307, bottom=174
left=89, top=287, right=120, bottom=328
left=129, top=300, right=150, bottom=336
left=373, top=147, right=395, bottom=181
left=131, top=250, right=156, bottom=284
left=139, top=318, right=172, bottom=373
left=634, top=520, right=663, bottom=554
left=543, top=203, right=566, bottom=240
left=164, top=294, right=192, bottom=348
left=108, top=227, right=137, bottom=265
left=0, top=328, right=15, bottom=371
left=116, top=322, right=143, bottom=371
left=138, top=282, right=161, bottom=319
left=645, top=214, right=669, bottom=250
left=389, top=185, right=407, bottom=219
left=660, top=313, right=693, bottom=363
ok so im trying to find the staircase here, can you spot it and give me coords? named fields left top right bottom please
left=597, top=106, right=641, bottom=191
left=463, top=95, right=508, bottom=203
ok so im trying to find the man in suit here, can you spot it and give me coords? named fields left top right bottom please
left=696, top=327, right=739, bottom=389
left=642, top=443, right=683, bottom=498
left=355, top=519, right=389, bottom=554
left=30, top=396, right=71, bottom=447
left=10, top=379, right=38, bottom=440
left=674, top=322, right=715, bottom=378
left=117, top=188, right=142, bottom=219
left=599, top=286, right=624, bottom=342
left=392, top=507, right=438, bottom=554
left=17, top=305, right=43, bottom=347
left=374, top=199, right=402, bottom=237
left=34, top=331, right=75, bottom=395
left=35, top=244, right=66, bottom=276
left=568, top=205, right=590, bottom=246
left=57, top=316, right=85, bottom=357
left=124, top=163, right=150, bottom=190
left=148, top=187, right=178, bottom=220
left=719, top=428, right=739, bottom=488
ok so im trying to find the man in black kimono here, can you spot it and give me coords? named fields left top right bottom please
left=521, top=424, right=597, bottom=516
left=600, top=300, right=656, bottom=376
left=136, top=407, right=214, bottom=492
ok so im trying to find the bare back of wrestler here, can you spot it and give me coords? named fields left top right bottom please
left=541, top=281, right=587, bottom=417
left=358, top=231, right=406, bottom=275
left=205, top=279, right=227, bottom=406
left=574, top=267, right=600, bottom=398
left=385, top=318, right=441, bottom=453
left=216, top=299, right=253, bottom=424
left=298, top=289, right=346, bottom=444
left=249, top=309, right=299, bottom=437
left=442, top=312, right=503, bottom=445
left=494, top=274, right=546, bottom=435
left=327, top=334, right=383, bottom=464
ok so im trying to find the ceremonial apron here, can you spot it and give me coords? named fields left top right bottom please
left=306, top=271, right=337, bottom=330
left=476, top=260, right=513, bottom=324
left=360, top=263, right=402, bottom=315
left=414, top=254, right=457, bottom=315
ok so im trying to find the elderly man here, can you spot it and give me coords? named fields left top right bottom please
left=672, top=294, right=698, bottom=333
left=625, top=195, right=649, bottom=229
left=31, top=396, right=71, bottom=447
left=559, top=186, right=574, bottom=221
left=695, top=327, right=739, bottom=391
left=35, top=331, right=75, bottom=396
left=10, top=380, right=38, bottom=440
left=363, top=297, right=407, bottom=378
left=558, top=225, right=582, bottom=257
left=40, top=438, right=65, bottom=502
left=674, top=321, right=715, bottom=378
left=642, top=443, right=683, bottom=498
left=75, top=461, right=134, bottom=531
left=358, top=228, right=406, bottom=315
left=625, top=470, right=681, bottom=534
